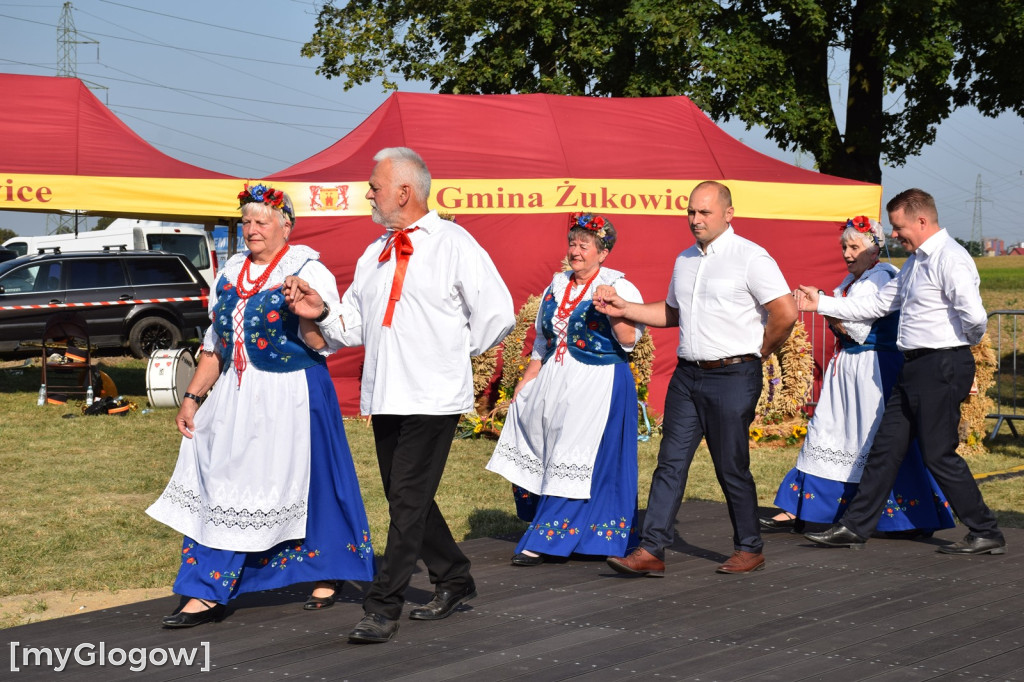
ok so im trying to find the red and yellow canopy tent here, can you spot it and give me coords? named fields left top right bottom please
left=0, top=73, right=239, bottom=222
left=268, top=92, right=882, bottom=414
left=1, top=75, right=881, bottom=414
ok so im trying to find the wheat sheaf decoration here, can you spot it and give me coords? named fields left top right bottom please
left=960, top=334, right=996, bottom=455
left=497, top=294, right=542, bottom=410
left=751, top=321, right=813, bottom=446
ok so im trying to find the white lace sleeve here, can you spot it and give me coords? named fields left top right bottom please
left=607, top=276, right=645, bottom=352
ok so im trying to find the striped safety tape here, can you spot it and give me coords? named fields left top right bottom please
left=0, top=296, right=209, bottom=311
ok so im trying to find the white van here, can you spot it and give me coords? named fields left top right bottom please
left=3, top=220, right=218, bottom=287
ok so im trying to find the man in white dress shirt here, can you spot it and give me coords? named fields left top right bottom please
left=595, top=181, right=797, bottom=576
left=798, top=188, right=1005, bottom=555
left=285, top=147, right=515, bottom=642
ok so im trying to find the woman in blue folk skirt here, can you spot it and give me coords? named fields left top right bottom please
left=762, top=217, right=954, bottom=535
left=487, top=213, right=643, bottom=565
left=147, top=186, right=374, bottom=627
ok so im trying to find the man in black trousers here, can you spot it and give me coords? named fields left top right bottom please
left=796, top=188, right=1005, bottom=555
left=285, top=147, right=515, bottom=642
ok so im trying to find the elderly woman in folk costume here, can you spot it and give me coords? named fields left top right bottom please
left=760, top=216, right=954, bottom=535
left=487, top=213, right=644, bottom=566
left=147, top=184, right=375, bottom=628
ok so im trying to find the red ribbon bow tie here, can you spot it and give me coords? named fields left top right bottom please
left=378, top=227, right=420, bottom=327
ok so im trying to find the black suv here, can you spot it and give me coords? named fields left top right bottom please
left=0, top=249, right=210, bottom=357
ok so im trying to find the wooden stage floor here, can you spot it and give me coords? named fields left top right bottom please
left=5, top=501, right=1023, bottom=681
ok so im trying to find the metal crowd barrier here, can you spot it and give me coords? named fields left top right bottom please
left=798, top=310, right=834, bottom=408
left=986, top=310, right=1024, bottom=439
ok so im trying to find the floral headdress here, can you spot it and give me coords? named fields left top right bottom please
left=843, top=215, right=881, bottom=245
left=238, top=182, right=294, bottom=223
left=569, top=212, right=615, bottom=249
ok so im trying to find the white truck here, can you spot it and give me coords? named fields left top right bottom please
left=3, top=220, right=218, bottom=287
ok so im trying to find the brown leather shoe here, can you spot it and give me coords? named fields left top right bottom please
left=716, top=550, right=765, bottom=574
left=606, top=547, right=665, bottom=577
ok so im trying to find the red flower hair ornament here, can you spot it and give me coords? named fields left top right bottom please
left=238, top=182, right=295, bottom=223
left=843, top=215, right=882, bottom=245
left=568, top=212, right=616, bottom=249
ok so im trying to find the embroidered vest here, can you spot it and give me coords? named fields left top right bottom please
left=539, top=285, right=630, bottom=366
left=211, top=261, right=325, bottom=373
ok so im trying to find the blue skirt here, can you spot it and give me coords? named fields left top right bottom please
left=171, top=365, right=376, bottom=603
left=513, top=362, right=639, bottom=558
left=773, top=443, right=956, bottom=531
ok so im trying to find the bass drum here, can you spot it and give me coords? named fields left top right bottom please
left=146, top=348, right=197, bottom=408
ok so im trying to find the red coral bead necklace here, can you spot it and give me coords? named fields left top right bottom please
left=557, top=268, right=599, bottom=319
left=553, top=268, right=599, bottom=363
left=237, top=244, right=290, bottom=299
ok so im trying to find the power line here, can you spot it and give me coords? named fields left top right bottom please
left=72, top=27, right=319, bottom=68
left=3, top=7, right=369, bottom=116
left=113, top=103, right=357, bottom=130
left=97, top=0, right=304, bottom=44
left=74, top=69, right=366, bottom=115
left=71, top=7, right=370, bottom=121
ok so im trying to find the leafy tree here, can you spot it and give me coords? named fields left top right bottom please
left=302, top=0, right=1024, bottom=184
left=882, top=237, right=907, bottom=258
left=92, top=216, right=115, bottom=231
left=955, top=237, right=983, bottom=257
left=0, top=228, right=17, bottom=243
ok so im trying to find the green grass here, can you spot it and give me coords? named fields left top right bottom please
left=975, top=257, right=1024, bottom=312
left=0, top=255, right=1021, bottom=626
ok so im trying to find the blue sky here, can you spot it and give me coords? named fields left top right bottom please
left=2, top=0, right=1023, bottom=246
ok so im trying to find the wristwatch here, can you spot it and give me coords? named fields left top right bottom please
left=183, top=392, right=203, bottom=404
left=315, top=301, right=331, bottom=323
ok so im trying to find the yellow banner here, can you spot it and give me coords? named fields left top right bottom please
left=1, top=175, right=241, bottom=219
left=2, top=174, right=881, bottom=222
left=426, top=179, right=882, bottom=221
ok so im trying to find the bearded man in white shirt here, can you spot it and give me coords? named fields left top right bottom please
left=594, top=180, right=798, bottom=576
left=285, top=147, right=515, bottom=643
left=797, top=188, right=1005, bottom=555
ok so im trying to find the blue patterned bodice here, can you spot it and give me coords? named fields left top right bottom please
left=539, top=287, right=629, bottom=366
left=211, top=261, right=324, bottom=373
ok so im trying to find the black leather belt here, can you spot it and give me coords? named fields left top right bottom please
left=680, top=354, right=760, bottom=370
left=902, top=346, right=967, bottom=361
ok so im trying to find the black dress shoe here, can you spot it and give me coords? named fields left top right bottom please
left=303, top=581, right=341, bottom=610
left=759, top=515, right=796, bottom=530
left=161, top=599, right=226, bottom=628
left=804, top=524, right=867, bottom=549
left=408, top=583, right=477, bottom=621
left=348, top=613, right=400, bottom=643
left=511, top=551, right=545, bottom=566
left=936, top=533, right=1006, bottom=555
